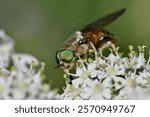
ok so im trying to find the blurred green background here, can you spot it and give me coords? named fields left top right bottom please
left=0, top=0, right=150, bottom=91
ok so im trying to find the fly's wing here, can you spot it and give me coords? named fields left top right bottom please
left=81, top=8, right=126, bottom=33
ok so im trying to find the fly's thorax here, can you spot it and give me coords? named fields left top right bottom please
left=61, top=31, right=83, bottom=49
left=60, top=31, right=89, bottom=55
left=69, top=31, right=90, bottom=58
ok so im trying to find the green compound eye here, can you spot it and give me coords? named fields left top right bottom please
left=60, top=50, right=75, bottom=63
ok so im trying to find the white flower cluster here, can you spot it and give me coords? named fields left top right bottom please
left=60, top=45, right=150, bottom=99
left=1, top=29, right=150, bottom=100
left=0, top=30, right=58, bottom=99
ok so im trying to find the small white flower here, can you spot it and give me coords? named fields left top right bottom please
left=12, top=53, right=39, bottom=74
left=138, top=70, right=150, bottom=87
left=87, top=62, right=98, bottom=78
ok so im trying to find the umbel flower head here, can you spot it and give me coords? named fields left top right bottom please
left=60, top=45, right=150, bottom=100
left=0, top=30, right=58, bottom=99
